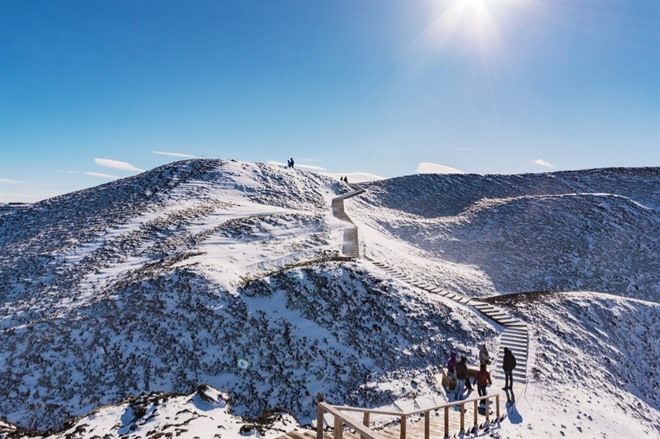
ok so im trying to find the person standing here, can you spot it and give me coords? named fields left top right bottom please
left=454, top=356, right=468, bottom=400
left=502, top=347, right=517, bottom=390
left=479, top=344, right=490, bottom=367
left=475, top=363, right=492, bottom=397
left=289, top=157, right=295, bottom=168
left=446, top=352, right=457, bottom=380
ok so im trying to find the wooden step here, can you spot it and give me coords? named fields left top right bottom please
left=499, top=341, right=527, bottom=351
left=501, top=329, right=528, bottom=337
left=500, top=333, right=529, bottom=344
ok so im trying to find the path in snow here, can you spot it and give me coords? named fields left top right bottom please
left=331, top=183, right=366, bottom=258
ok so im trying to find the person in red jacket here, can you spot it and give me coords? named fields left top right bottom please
left=475, top=363, right=492, bottom=398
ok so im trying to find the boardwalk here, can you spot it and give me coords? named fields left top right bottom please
left=279, top=392, right=504, bottom=439
left=281, top=185, right=528, bottom=439
left=366, top=258, right=530, bottom=390
left=279, top=396, right=503, bottom=439
left=331, top=184, right=365, bottom=258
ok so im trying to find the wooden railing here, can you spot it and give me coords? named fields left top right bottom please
left=316, top=393, right=501, bottom=439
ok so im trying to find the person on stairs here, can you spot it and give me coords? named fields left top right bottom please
left=479, top=344, right=491, bottom=368
left=475, top=363, right=492, bottom=398
left=454, top=356, right=468, bottom=400
left=446, top=352, right=457, bottom=380
left=502, top=347, right=517, bottom=390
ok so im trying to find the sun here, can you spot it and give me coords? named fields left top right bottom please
left=425, top=0, right=502, bottom=52
left=459, top=0, right=487, bottom=8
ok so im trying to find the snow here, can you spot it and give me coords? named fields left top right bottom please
left=0, top=161, right=658, bottom=438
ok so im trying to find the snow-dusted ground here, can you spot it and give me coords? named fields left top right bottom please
left=0, top=160, right=658, bottom=438
left=492, top=291, right=659, bottom=439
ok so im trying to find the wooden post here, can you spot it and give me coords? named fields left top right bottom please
left=424, top=410, right=430, bottom=439
left=400, top=415, right=406, bottom=439
left=485, top=397, right=490, bottom=422
left=361, top=412, right=370, bottom=439
left=460, top=402, right=465, bottom=433
left=317, top=403, right=324, bottom=439
left=473, top=399, right=478, bottom=429
left=334, top=416, right=343, bottom=439
left=496, top=394, right=500, bottom=421
left=444, top=406, right=449, bottom=439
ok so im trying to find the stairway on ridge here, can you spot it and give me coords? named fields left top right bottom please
left=331, top=185, right=365, bottom=259
left=366, top=258, right=529, bottom=387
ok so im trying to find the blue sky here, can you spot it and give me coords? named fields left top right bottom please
left=1, top=0, right=659, bottom=202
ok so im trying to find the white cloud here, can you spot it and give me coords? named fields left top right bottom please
left=86, top=172, right=120, bottom=179
left=530, top=159, right=554, bottom=168
left=297, top=164, right=326, bottom=171
left=416, top=162, right=465, bottom=174
left=152, top=150, right=200, bottom=159
left=0, top=178, right=22, bottom=185
left=94, top=158, right=144, bottom=172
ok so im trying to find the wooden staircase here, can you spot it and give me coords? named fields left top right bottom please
left=280, top=393, right=504, bottom=439
left=366, top=257, right=529, bottom=387
left=278, top=184, right=529, bottom=439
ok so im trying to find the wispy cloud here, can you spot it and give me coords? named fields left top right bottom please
left=417, top=162, right=465, bottom=174
left=152, top=150, right=200, bottom=159
left=94, top=158, right=144, bottom=172
left=297, top=164, right=326, bottom=171
left=530, top=159, right=554, bottom=168
left=0, top=178, right=23, bottom=185
left=86, top=172, right=120, bottom=179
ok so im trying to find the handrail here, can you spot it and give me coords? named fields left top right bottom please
left=331, top=392, right=499, bottom=417
left=318, top=393, right=501, bottom=439
left=317, top=402, right=387, bottom=439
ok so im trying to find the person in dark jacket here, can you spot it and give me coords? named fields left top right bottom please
left=454, top=356, right=468, bottom=400
left=502, top=347, right=517, bottom=390
left=479, top=344, right=491, bottom=367
left=475, top=363, right=492, bottom=397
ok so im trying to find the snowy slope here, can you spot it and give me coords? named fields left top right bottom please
left=489, top=291, right=659, bottom=438
left=350, top=168, right=659, bottom=300
left=0, top=161, right=658, bottom=438
left=0, top=160, right=494, bottom=433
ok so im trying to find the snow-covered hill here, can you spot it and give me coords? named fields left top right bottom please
left=0, top=161, right=658, bottom=438
left=489, top=291, right=659, bottom=438
left=351, top=168, right=659, bottom=301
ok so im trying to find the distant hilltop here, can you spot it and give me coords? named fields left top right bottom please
left=0, top=202, right=31, bottom=216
